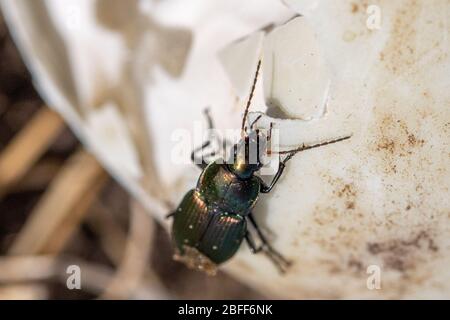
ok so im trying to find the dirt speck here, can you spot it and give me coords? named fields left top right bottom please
left=407, top=134, right=425, bottom=147
left=372, top=114, right=426, bottom=174
left=337, top=183, right=357, bottom=198
left=367, top=231, right=438, bottom=272
left=343, top=30, right=357, bottom=42
left=348, top=258, right=364, bottom=273
left=377, top=137, right=396, bottom=154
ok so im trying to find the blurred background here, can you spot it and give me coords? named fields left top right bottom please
left=0, top=11, right=262, bottom=300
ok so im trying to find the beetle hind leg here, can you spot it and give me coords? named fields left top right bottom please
left=165, top=212, right=176, bottom=219
left=245, top=232, right=291, bottom=274
left=245, top=213, right=292, bottom=274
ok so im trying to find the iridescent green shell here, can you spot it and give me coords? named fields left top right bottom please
left=172, top=189, right=247, bottom=265
left=171, top=160, right=261, bottom=266
left=196, top=161, right=260, bottom=214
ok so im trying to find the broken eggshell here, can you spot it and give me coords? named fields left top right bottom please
left=220, top=0, right=450, bottom=299
left=263, top=16, right=331, bottom=120
left=2, top=0, right=450, bottom=299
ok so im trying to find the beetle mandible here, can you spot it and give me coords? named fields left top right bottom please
left=167, top=60, right=351, bottom=275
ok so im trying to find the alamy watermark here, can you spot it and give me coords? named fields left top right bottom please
left=366, top=265, right=381, bottom=290
left=366, top=5, right=382, bottom=30
left=170, top=121, right=282, bottom=176
left=66, top=265, right=81, bottom=290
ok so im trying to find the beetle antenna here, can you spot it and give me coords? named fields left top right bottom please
left=266, top=122, right=274, bottom=155
left=274, top=135, right=352, bottom=159
left=241, top=59, right=262, bottom=137
left=250, top=115, right=263, bottom=130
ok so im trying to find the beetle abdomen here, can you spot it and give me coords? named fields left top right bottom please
left=171, top=189, right=247, bottom=266
left=196, top=208, right=246, bottom=264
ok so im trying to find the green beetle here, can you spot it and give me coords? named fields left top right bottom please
left=167, top=61, right=351, bottom=275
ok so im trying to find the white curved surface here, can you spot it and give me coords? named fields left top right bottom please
left=1, top=0, right=449, bottom=298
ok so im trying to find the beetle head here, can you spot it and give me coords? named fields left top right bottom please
left=227, top=129, right=268, bottom=179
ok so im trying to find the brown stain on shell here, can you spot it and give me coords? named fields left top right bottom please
left=367, top=231, right=439, bottom=272
left=379, top=0, right=448, bottom=75
left=371, top=114, right=426, bottom=175
left=379, top=0, right=421, bottom=75
left=276, top=0, right=450, bottom=299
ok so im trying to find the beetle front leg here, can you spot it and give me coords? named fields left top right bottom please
left=190, top=108, right=218, bottom=169
left=260, top=151, right=298, bottom=193
left=260, top=162, right=285, bottom=193
left=191, top=108, right=230, bottom=169
left=191, top=140, right=216, bottom=170
left=245, top=213, right=292, bottom=273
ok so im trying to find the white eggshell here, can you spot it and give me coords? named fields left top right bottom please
left=2, top=0, right=449, bottom=299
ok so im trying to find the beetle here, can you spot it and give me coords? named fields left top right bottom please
left=167, top=60, right=351, bottom=275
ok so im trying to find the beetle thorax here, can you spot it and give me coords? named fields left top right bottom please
left=196, top=161, right=260, bottom=215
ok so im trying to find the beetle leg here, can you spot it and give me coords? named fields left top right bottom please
left=165, top=212, right=176, bottom=219
left=260, top=149, right=300, bottom=193
left=248, top=213, right=292, bottom=265
left=191, top=108, right=231, bottom=169
left=191, top=108, right=217, bottom=169
left=245, top=213, right=292, bottom=273
left=191, top=140, right=215, bottom=169
left=260, top=157, right=286, bottom=193
left=204, top=108, right=233, bottom=161
left=245, top=232, right=290, bottom=274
